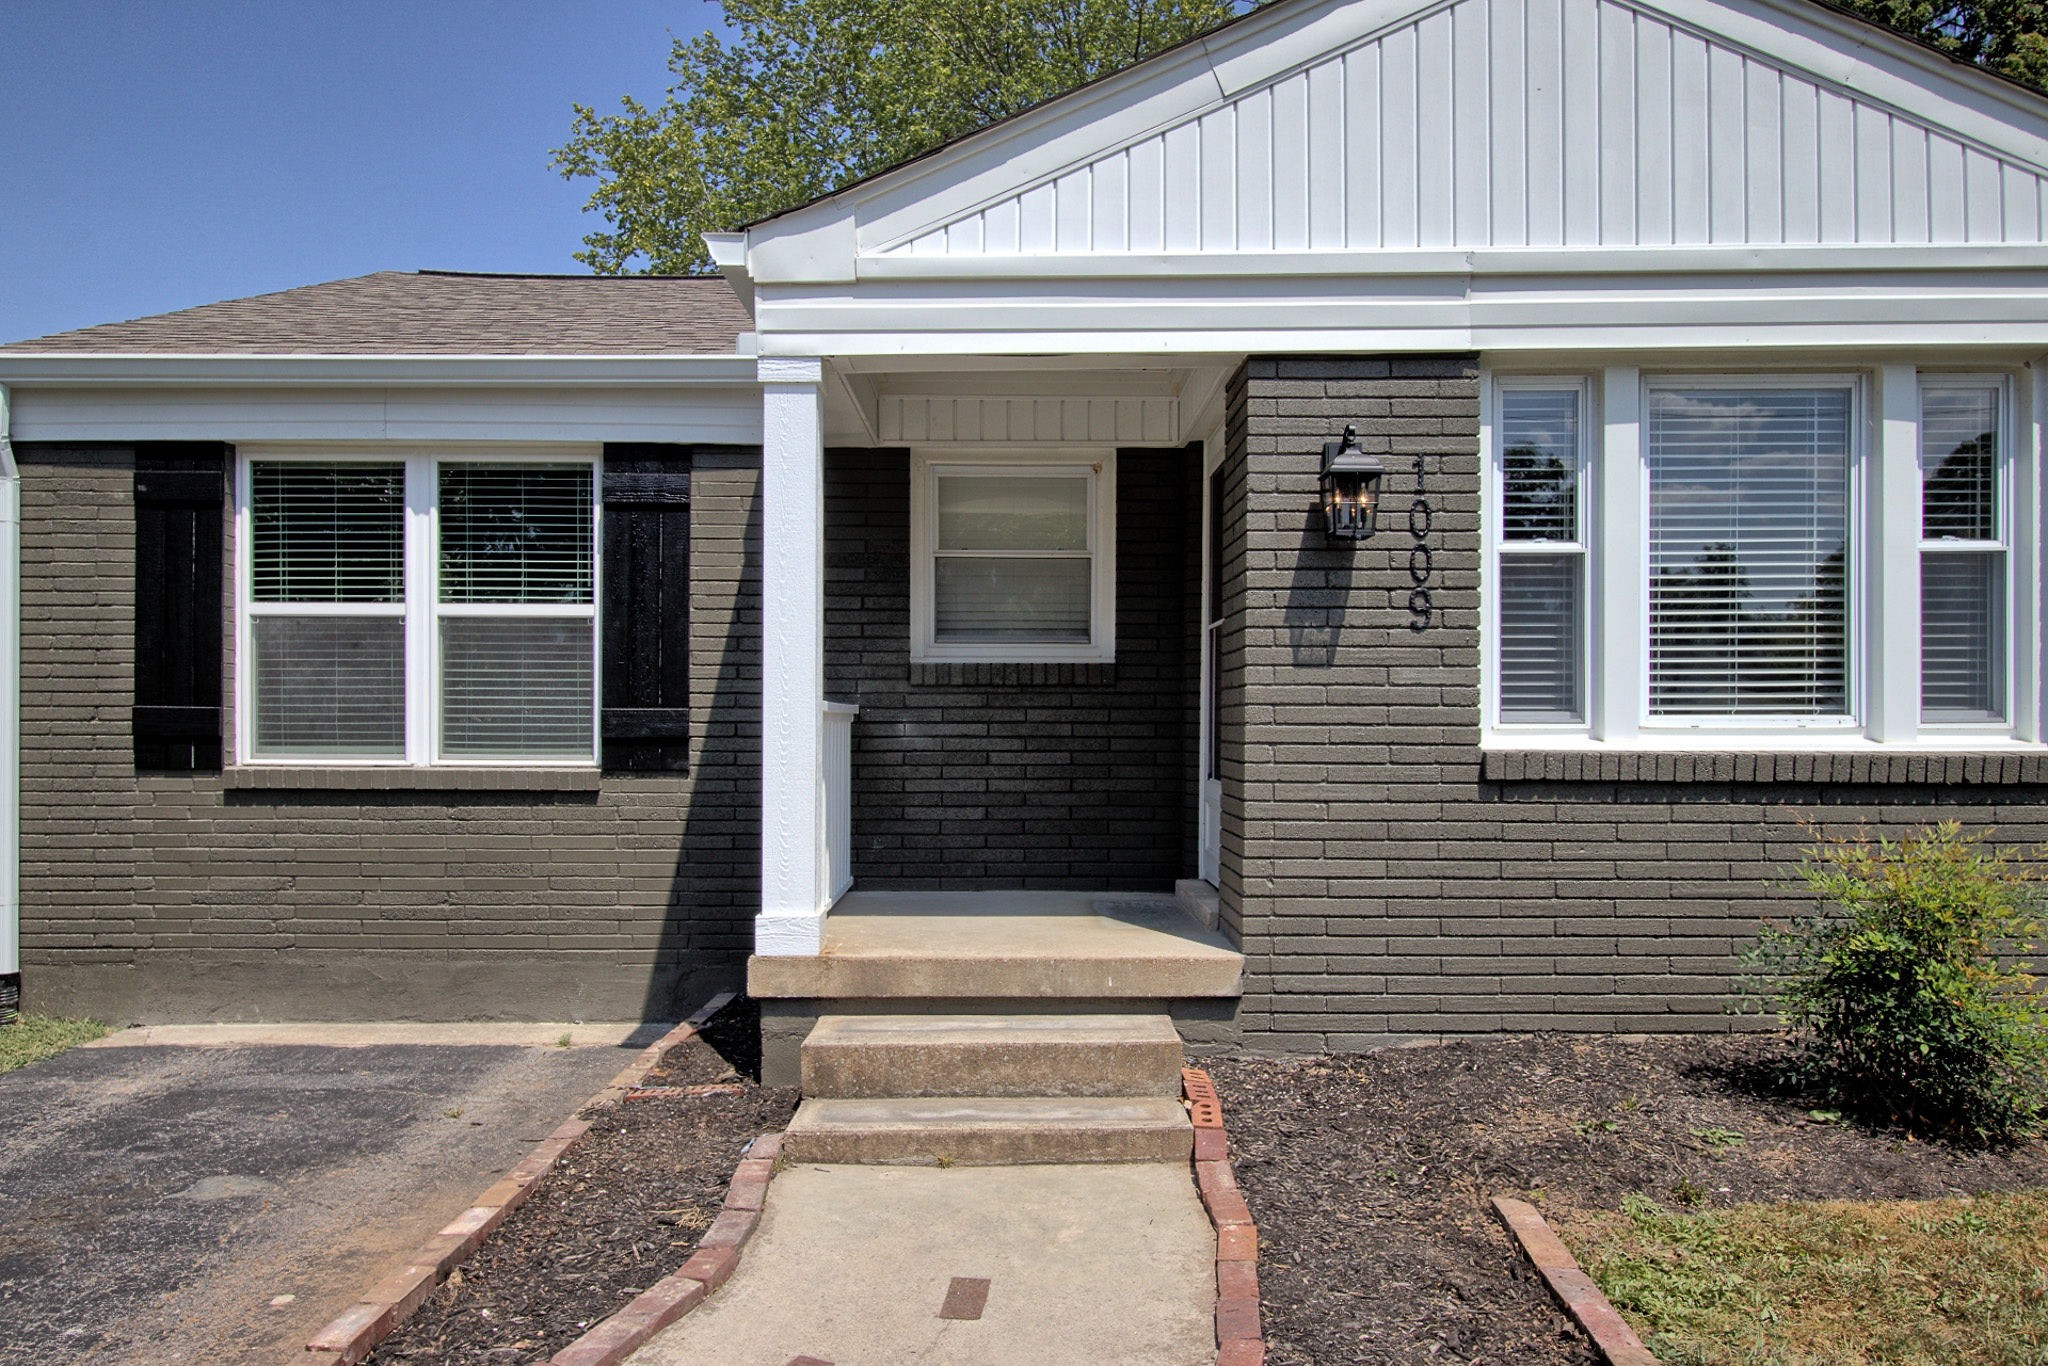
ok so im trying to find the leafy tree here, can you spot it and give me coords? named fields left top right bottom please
left=1835, top=0, right=2048, bottom=92
left=553, top=0, right=1255, bottom=275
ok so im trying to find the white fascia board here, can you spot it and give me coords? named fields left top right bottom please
left=0, top=354, right=757, bottom=388
left=764, top=324, right=2048, bottom=357
left=856, top=245, right=2048, bottom=281
left=8, top=383, right=764, bottom=445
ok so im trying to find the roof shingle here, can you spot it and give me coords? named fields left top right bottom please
left=0, top=271, right=750, bottom=356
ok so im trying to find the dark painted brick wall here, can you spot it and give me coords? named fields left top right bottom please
left=1222, top=357, right=2048, bottom=1050
left=15, top=443, right=762, bottom=1023
left=823, top=446, right=1200, bottom=888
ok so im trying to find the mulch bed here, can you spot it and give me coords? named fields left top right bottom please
left=1208, top=1033, right=2048, bottom=1366
left=367, top=1001, right=799, bottom=1365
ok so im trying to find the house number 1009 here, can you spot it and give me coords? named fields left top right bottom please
left=1407, top=452, right=1433, bottom=631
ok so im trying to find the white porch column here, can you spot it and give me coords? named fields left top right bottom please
left=757, top=357, right=829, bottom=956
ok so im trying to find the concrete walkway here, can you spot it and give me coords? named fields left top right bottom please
left=632, top=1162, right=1215, bottom=1366
left=0, top=1021, right=659, bottom=1365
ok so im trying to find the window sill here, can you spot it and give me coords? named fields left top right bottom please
left=909, top=661, right=1117, bottom=688
left=223, top=766, right=603, bottom=793
left=1480, top=745, right=2048, bottom=785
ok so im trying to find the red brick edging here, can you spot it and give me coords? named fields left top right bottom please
left=539, top=1128, right=784, bottom=1366
left=1183, top=1067, right=1264, bottom=1366
left=303, top=992, right=738, bottom=1365
left=1492, top=1197, right=1662, bottom=1366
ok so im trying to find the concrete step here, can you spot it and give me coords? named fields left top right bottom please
left=783, top=1096, right=1194, bottom=1165
left=801, top=1013, right=1184, bottom=1099
left=748, top=889, right=1244, bottom=1001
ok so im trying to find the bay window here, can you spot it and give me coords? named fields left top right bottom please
left=1487, top=369, right=2036, bottom=745
left=240, top=452, right=599, bottom=765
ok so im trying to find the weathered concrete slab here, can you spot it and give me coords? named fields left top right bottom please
left=783, top=1095, right=1193, bottom=1165
left=801, top=1013, right=1185, bottom=1098
left=749, top=890, right=1244, bottom=1000
left=632, top=1163, right=1213, bottom=1366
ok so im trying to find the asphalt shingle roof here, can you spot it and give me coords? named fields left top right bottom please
left=0, top=271, right=750, bottom=356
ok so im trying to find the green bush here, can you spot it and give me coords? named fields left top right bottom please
left=1741, top=822, right=2048, bottom=1143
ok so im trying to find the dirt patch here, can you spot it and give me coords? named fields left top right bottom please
left=1208, top=1034, right=2048, bottom=1366
left=366, top=1002, right=798, bottom=1365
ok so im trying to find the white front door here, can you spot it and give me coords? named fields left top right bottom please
left=1197, top=429, right=1224, bottom=887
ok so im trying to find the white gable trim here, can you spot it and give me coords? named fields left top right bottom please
left=877, top=0, right=2048, bottom=260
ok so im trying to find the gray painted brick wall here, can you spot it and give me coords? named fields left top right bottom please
left=823, top=446, right=1200, bottom=888
left=15, top=442, right=762, bottom=1023
left=1223, top=357, right=2048, bottom=1050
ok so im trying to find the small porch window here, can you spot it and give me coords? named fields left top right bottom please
left=910, top=450, right=1116, bottom=663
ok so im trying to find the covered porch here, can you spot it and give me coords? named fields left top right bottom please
left=750, top=354, right=1246, bottom=961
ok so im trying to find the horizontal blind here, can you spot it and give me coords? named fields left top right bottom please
left=1922, top=555, right=2002, bottom=720
left=1921, top=383, right=2005, bottom=722
left=439, top=464, right=594, bottom=604
left=250, top=616, right=405, bottom=757
left=251, top=462, right=403, bottom=603
left=934, top=558, right=1092, bottom=640
left=441, top=618, right=595, bottom=758
left=1499, top=559, right=1581, bottom=720
left=1647, top=387, right=1850, bottom=717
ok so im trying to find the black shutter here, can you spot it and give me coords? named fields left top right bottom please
left=601, top=444, right=692, bottom=771
left=133, top=443, right=228, bottom=771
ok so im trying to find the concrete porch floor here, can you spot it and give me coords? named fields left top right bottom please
left=746, top=889, right=1245, bottom=1000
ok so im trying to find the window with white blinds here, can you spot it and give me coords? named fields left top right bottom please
left=1920, top=383, right=2006, bottom=723
left=1488, top=370, right=2039, bottom=743
left=1495, top=386, right=1585, bottom=723
left=240, top=454, right=598, bottom=764
left=1646, top=385, right=1852, bottom=718
left=248, top=462, right=406, bottom=759
left=436, top=464, right=595, bottom=759
left=913, top=453, right=1115, bottom=662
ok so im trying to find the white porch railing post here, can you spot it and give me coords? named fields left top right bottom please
left=757, top=356, right=828, bottom=956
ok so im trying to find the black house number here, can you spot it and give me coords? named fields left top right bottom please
left=1407, top=452, right=1434, bottom=631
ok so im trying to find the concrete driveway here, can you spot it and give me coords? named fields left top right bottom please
left=0, top=1022, right=665, bottom=1366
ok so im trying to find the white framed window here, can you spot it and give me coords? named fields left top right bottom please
left=1483, top=367, right=2040, bottom=748
left=909, top=449, right=1116, bottom=663
left=1643, top=376, right=1858, bottom=727
left=1919, top=377, right=2011, bottom=728
left=1491, top=379, right=1589, bottom=726
left=237, top=448, right=599, bottom=766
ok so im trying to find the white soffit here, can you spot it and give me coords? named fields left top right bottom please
left=787, top=0, right=2048, bottom=265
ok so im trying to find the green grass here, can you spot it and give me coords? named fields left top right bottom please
left=0, top=1013, right=111, bottom=1074
left=1561, top=1190, right=2048, bottom=1365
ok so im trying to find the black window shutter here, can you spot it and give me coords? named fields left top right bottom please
left=133, top=443, right=229, bottom=771
left=601, top=444, right=692, bottom=771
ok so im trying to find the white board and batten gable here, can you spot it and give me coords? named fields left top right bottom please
left=715, top=0, right=2048, bottom=357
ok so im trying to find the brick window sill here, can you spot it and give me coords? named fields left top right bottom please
left=909, top=662, right=1117, bottom=688
left=1481, top=749, right=2048, bottom=784
left=222, top=766, right=603, bottom=793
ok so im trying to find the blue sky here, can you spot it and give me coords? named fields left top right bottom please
left=0, top=1, right=722, bottom=344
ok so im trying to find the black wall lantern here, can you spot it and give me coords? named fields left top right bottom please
left=1319, top=424, right=1384, bottom=542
